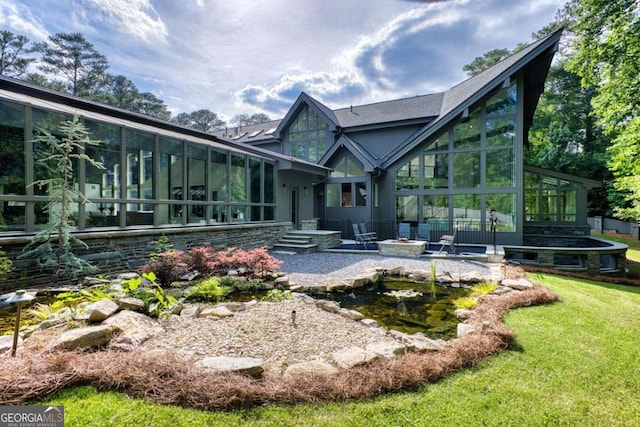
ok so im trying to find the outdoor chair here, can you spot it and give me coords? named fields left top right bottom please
left=359, top=222, right=377, bottom=240
left=438, top=226, right=457, bottom=254
left=415, top=222, right=430, bottom=245
left=353, top=223, right=375, bottom=249
left=397, top=222, right=411, bottom=239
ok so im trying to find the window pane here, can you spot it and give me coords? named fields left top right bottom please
left=287, top=105, right=328, bottom=162
left=423, top=195, right=448, bottom=222
left=264, top=162, right=275, bottom=204
left=424, top=133, right=448, bottom=152
left=250, top=158, right=261, bottom=203
left=347, top=158, right=364, bottom=177
left=486, top=193, right=516, bottom=232
left=210, top=149, right=227, bottom=202
left=85, top=120, right=122, bottom=227
left=331, top=158, right=346, bottom=178
left=453, top=194, right=481, bottom=230
left=0, top=100, right=26, bottom=230
left=396, top=195, right=418, bottom=221
left=423, top=153, right=448, bottom=188
left=560, top=188, right=576, bottom=222
left=486, top=117, right=515, bottom=147
left=525, top=189, right=540, bottom=221
left=396, top=156, right=419, bottom=190
left=326, top=183, right=340, bottom=207
left=230, top=154, right=246, bottom=202
left=453, top=152, right=480, bottom=188
left=486, top=149, right=515, bottom=187
left=453, top=107, right=480, bottom=149
left=486, top=84, right=517, bottom=117
left=341, top=183, right=352, bottom=207
left=355, top=182, right=366, bottom=206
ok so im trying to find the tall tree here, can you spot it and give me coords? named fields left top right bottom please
left=34, top=32, right=109, bottom=96
left=171, top=109, right=226, bottom=131
left=0, top=30, right=34, bottom=77
left=231, top=112, right=271, bottom=126
left=93, top=74, right=140, bottom=110
left=133, top=92, right=171, bottom=121
left=567, top=0, right=640, bottom=220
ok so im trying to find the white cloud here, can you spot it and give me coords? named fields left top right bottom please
left=80, top=0, right=167, bottom=43
left=0, top=1, right=49, bottom=41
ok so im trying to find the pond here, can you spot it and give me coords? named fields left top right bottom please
left=323, top=278, right=471, bottom=340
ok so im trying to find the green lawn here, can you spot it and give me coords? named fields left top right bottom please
left=39, top=272, right=640, bottom=426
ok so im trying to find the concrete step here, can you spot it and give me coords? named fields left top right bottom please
left=272, top=243, right=318, bottom=254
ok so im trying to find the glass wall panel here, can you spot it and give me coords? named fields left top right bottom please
left=453, top=107, right=480, bottom=149
left=287, top=105, right=327, bottom=162
left=0, top=100, right=26, bottom=231
left=264, top=206, right=275, bottom=221
left=486, top=149, right=515, bottom=187
left=423, top=195, right=449, bottom=222
left=249, top=158, right=261, bottom=203
left=486, top=117, right=515, bottom=147
left=346, top=159, right=364, bottom=177
left=250, top=205, right=261, bottom=221
left=396, top=195, right=418, bottom=222
left=423, top=153, right=448, bottom=189
left=212, top=204, right=227, bottom=223
left=453, top=152, right=480, bottom=188
left=396, top=156, right=419, bottom=190
left=453, top=194, right=481, bottom=230
left=125, top=130, right=154, bottom=225
left=230, top=154, right=246, bottom=202
left=158, top=137, right=183, bottom=224
left=486, top=193, right=516, bottom=232
left=264, top=162, right=274, bottom=204
left=355, top=182, right=366, bottom=206
left=341, top=183, right=352, bottom=207
left=187, top=144, right=206, bottom=223
left=210, top=149, right=227, bottom=202
left=85, top=120, right=122, bottom=227
left=424, top=133, right=448, bottom=152
left=326, top=183, right=340, bottom=207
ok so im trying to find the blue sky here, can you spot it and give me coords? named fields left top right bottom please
left=1, top=0, right=565, bottom=122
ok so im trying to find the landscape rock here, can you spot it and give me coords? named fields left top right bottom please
left=195, top=356, right=264, bottom=377
left=116, top=272, right=139, bottom=281
left=199, top=306, right=234, bottom=318
left=315, top=299, right=340, bottom=314
left=102, top=310, right=165, bottom=350
left=319, top=279, right=352, bottom=292
left=0, top=335, right=20, bottom=354
left=337, top=308, right=365, bottom=321
left=85, top=298, right=119, bottom=322
left=365, top=341, right=407, bottom=358
left=454, top=308, right=474, bottom=320
left=332, top=345, right=380, bottom=369
left=54, top=325, right=113, bottom=350
left=457, top=323, right=476, bottom=337
left=283, top=360, right=339, bottom=379
left=360, top=318, right=378, bottom=328
left=180, top=305, right=201, bottom=318
left=502, top=278, right=533, bottom=290
left=220, top=302, right=246, bottom=312
left=114, top=297, right=145, bottom=311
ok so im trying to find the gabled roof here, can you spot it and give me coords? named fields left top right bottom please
left=273, top=92, right=338, bottom=139
left=523, top=165, right=602, bottom=189
left=380, top=28, right=563, bottom=168
left=320, top=134, right=380, bottom=172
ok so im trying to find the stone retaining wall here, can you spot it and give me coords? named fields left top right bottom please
left=0, top=222, right=294, bottom=291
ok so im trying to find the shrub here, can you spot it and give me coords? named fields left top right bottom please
left=472, top=282, right=497, bottom=296
left=149, top=234, right=174, bottom=261
left=121, top=272, right=178, bottom=318
left=139, top=250, right=188, bottom=286
left=228, top=247, right=283, bottom=278
left=183, top=246, right=219, bottom=277
left=184, top=277, right=231, bottom=302
left=262, top=289, right=292, bottom=302
left=0, top=248, right=12, bottom=281
left=453, top=295, right=478, bottom=309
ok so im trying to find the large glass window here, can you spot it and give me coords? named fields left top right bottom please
left=287, top=105, right=327, bottom=162
left=396, top=156, right=419, bottom=190
left=85, top=120, right=122, bottom=227
left=159, top=137, right=183, bottom=224
left=525, top=171, right=578, bottom=223
left=187, top=145, right=207, bottom=223
left=453, top=152, right=480, bottom=188
left=230, top=154, right=246, bottom=203
left=0, top=100, right=26, bottom=231
left=423, top=153, right=448, bottom=189
left=486, top=193, right=516, bottom=232
left=396, top=195, right=418, bottom=221
left=125, top=130, right=154, bottom=225
left=210, top=149, right=227, bottom=202
left=486, top=84, right=516, bottom=147
left=264, top=162, right=274, bottom=204
left=486, top=149, right=515, bottom=187
left=453, top=194, right=481, bottom=230
left=453, top=107, right=481, bottom=149
left=423, top=195, right=449, bottom=224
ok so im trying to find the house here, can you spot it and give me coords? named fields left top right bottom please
left=0, top=28, right=618, bottom=288
left=214, top=28, right=599, bottom=246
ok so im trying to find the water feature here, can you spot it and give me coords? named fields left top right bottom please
left=324, top=278, right=471, bottom=340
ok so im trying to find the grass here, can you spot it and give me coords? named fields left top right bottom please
left=37, top=271, right=640, bottom=426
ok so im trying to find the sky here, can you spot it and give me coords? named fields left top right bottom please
left=1, top=0, right=566, bottom=123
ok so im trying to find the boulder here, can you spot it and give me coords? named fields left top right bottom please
left=102, top=310, right=165, bottom=350
left=332, top=345, right=379, bottom=369
left=360, top=318, right=378, bottom=328
left=54, top=325, right=113, bottom=350
left=454, top=308, right=474, bottom=320
left=114, top=297, right=145, bottom=311
left=457, top=323, right=476, bottom=337
left=85, top=298, right=119, bottom=322
left=116, top=272, right=140, bottom=281
left=351, top=272, right=379, bottom=288
left=338, top=308, right=364, bottom=321
left=199, top=306, right=234, bottom=318
left=220, top=302, right=246, bottom=312
left=502, top=278, right=533, bottom=290
left=284, top=360, right=339, bottom=379
left=195, top=356, right=264, bottom=377
left=315, top=300, right=340, bottom=314
left=319, top=279, right=351, bottom=292
left=180, top=305, right=201, bottom=318
left=365, top=341, right=407, bottom=358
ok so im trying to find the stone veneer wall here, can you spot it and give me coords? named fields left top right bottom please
left=0, top=222, right=294, bottom=292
